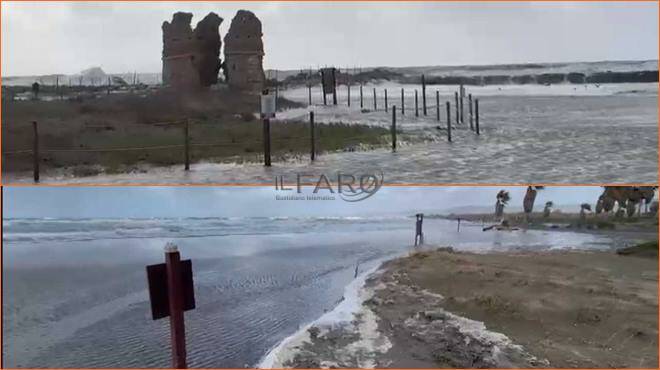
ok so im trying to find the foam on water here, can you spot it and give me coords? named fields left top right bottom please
left=258, top=260, right=389, bottom=368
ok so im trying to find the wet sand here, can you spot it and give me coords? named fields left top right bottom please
left=283, top=248, right=658, bottom=368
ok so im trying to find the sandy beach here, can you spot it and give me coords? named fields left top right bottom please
left=275, top=246, right=658, bottom=368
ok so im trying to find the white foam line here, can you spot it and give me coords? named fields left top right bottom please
left=257, top=257, right=393, bottom=368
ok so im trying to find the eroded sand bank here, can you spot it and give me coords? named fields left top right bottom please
left=276, top=248, right=658, bottom=368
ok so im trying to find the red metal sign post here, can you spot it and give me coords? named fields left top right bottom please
left=147, top=243, right=195, bottom=369
left=165, top=245, right=187, bottom=369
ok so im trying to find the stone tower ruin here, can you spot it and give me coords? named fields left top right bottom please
left=162, top=12, right=223, bottom=90
left=223, top=10, right=265, bottom=93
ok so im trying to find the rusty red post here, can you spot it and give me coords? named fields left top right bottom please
left=165, top=244, right=187, bottom=369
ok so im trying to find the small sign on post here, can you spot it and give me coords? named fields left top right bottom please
left=147, top=244, right=195, bottom=369
left=260, top=89, right=276, bottom=119
left=320, top=67, right=337, bottom=106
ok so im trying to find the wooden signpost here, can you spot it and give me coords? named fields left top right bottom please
left=320, top=67, right=337, bottom=106
left=261, top=89, right=276, bottom=166
left=146, top=244, right=195, bottom=369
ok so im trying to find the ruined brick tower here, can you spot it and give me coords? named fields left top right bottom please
left=162, top=12, right=223, bottom=90
left=223, top=10, right=265, bottom=93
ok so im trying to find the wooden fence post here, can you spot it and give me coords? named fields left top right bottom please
left=310, top=111, right=316, bottom=161
left=436, top=91, right=440, bottom=121
left=32, top=121, right=39, bottom=183
left=184, top=119, right=190, bottom=171
left=422, top=74, right=427, bottom=116
left=320, top=69, right=326, bottom=106
left=263, top=118, right=271, bottom=166
left=475, top=99, right=480, bottom=135
left=415, top=90, right=419, bottom=117
left=454, top=91, right=459, bottom=125
left=360, top=84, right=363, bottom=108
left=331, top=68, right=337, bottom=105
left=468, top=93, right=473, bottom=131
left=401, top=88, right=405, bottom=115
left=446, top=102, right=452, bottom=142
left=384, top=89, right=388, bottom=112
left=459, top=87, right=464, bottom=124
left=391, top=106, right=397, bottom=152
left=373, top=88, right=377, bottom=111
left=308, top=84, right=312, bottom=106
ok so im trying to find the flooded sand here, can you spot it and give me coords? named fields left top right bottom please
left=3, top=84, right=657, bottom=184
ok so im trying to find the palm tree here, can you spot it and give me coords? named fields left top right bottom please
left=543, top=201, right=553, bottom=218
left=523, top=186, right=544, bottom=222
left=495, top=190, right=510, bottom=218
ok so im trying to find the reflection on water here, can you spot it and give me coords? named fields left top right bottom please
left=3, top=216, right=613, bottom=367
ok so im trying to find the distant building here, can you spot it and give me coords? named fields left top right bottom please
left=162, top=12, right=223, bottom=90
left=223, top=10, right=265, bottom=94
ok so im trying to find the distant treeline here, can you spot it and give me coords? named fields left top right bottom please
left=277, top=68, right=658, bottom=87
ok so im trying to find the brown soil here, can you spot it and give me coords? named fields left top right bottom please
left=372, top=248, right=658, bottom=368
left=284, top=248, right=657, bottom=368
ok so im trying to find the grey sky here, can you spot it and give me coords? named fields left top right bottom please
left=1, top=1, right=657, bottom=76
left=3, top=186, right=602, bottom=219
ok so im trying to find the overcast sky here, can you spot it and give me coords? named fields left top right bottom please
left=1, top=1, right=657, bottom=76
left=3, top=186, right=603, bottom=218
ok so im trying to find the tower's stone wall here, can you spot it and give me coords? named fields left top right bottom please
left=224, top=10, right=265, bottom=93
left=162, top=12, right=223, bottom=90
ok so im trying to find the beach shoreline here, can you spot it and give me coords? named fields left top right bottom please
left=266, top=246, right=658, bottom=368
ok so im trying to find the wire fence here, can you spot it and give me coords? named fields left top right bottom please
left=4, top=74, right=483, bottom=182
left=2, top=114, right=396, bottom=182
